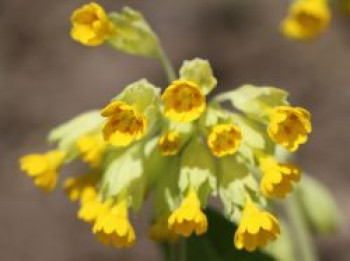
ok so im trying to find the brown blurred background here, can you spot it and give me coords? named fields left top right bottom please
left=1, top=0, right=350, bottom=260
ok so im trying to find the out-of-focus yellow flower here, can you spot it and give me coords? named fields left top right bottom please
left=259, top=157, right=301, bottom=198
left=20, top=150, right=65, bottom=192
left=281, top=0, right=331, bottom=41
left=101, top=101, right=147, bottom=147
left=234, top=199, right=280, bottom=252
left=63, top=172, right=99, bottom=202
left=161, top=80, right=205, bottom=122
left=76, top=134, right=106, bottom=167
left=70, top=2, right=116, bottom=46
left=158, top=131, right=181, bottom=156
left=93, top=200, right=136, bottom=248
left=268, top=106, right=311, bottom=152
left=207, top=124, right=242, bottom=157
left=150, top=215, right=179, bottom=242
left=168, top=189, right=207, bottom=237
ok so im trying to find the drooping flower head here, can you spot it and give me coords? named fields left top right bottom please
left=207, top=123, right=242, bottom=157
left=158, top=131, right=181, bottom=156
left=259, top=157, right=301, bottom=198
left=63, top=172, right=99, bottom=202
left=76, top=133, right=106, bottom=167
left=168, top=189, right=208, bottom=237
left=101, top=101, right=147, bottom=147
left=70, top=2, right=116, bottom=46
left=281, top=0, right=331, bottom=41
left=234, top=199, right=280, bottom=252
left=161, top=80, right=206, bottom=122
left=20, top=150, right=65, bottom=192
left=93, top=200, right=136, bottom=248
left=268, top=106, right=311, bottom=152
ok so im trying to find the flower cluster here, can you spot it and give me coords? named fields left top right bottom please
left=19, top=2, right=313, bottom=253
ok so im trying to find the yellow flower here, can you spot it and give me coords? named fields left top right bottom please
left=76, top=134, right=106, bottom=167
left=268, top=106, right=311, bottom=152
left=19, top=150, right=65, bottom=192
left=234, top=199, right=280, bottom=252
left=259, top=157, right=301, bottom=198
left=70, top=2, right=116, bottom=46
left=150, top=215, right=179, bottom=242
left=161, top=80, right=205, bottom=122
left=93, top=200, right=136, bottom=248
left=158, top=131, right=181, bottom=156
left=77, top=188, right=111, bottom=223
left=207, top=124, right=242, bottom=157
left=168, top=189, right=208, bottom=237
left=63, top=172, right=99, bottom=202
left=101, top=101, right=147, bottom=147
left=281, top=0, right=331, bottom=41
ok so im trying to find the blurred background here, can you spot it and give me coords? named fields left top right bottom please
left=1, top=0, right=350, bottom=260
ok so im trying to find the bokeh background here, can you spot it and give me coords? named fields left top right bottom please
left=1, top=0, right=350, bottom=260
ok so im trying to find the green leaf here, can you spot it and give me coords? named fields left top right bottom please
left=179, top=137, right=217, bottom=205
left=48, top=111, right=104, bottom=161
left=108, top=7, right=160, bottom=58
left=216, top=85, right=289, bottom=121
left=296, top=175, right=341, bottom=235
left=179, top=58, right=217, bottom=95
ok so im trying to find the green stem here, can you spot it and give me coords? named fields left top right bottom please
left=285, top=194, right=317, bottom=261
left=157, top=45, right=176, bottom=83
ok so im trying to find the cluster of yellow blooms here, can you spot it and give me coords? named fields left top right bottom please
left=19, top=2, right=313, bottom=253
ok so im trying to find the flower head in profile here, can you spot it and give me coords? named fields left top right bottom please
left=158, top=131, right=181, bottom=156
left=259, top=157, right=301, bottom=198
left=101, top=101, right=147, bottom=147
left=281, top=0, right=331, bottom=41
left=234, top=199, right=280, bottom=252
left=63, top=172, right=99, bottom=202
left=168, top=189, right=208, bottom=237
left=93, top=200, right=136, bottom=248
left=19, top=150, right=65, bottom=192
left=207, top=123, right=242, bottom=157
left=150, top=214, right=179, bottom=242
left=268, top=106, right=311, bottom=152
left=70, top=2, right=116, bottom=46
left=76, top=133, right=106, bottom=167
left=161, top=80, right=205, bottom=122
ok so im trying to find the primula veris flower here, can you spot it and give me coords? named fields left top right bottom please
left=268, top=106, right=311, bottom=152
left=234, top=199, right=280, bottom=252
left=20, top=150, right=65, bottom=192
left=207, top=123, right=242, bottom=157
left=259, top=157, right=301, bottom=198
left=150, top=215, right=179, bottom=242
left=76, top=134, right=106, bottom=167
left=158, top=131, right=181, bottom=156
left=63, top=172, right=99, bottom=202
left=101, top=100, right=147, bottom=147
left=168, top=189, right=208, bottom=237
left=281, top=0, right=331, bottom=41
left=70, top=2, right=116, bottom=46
left=161, top=80, right=205, bottom=122
left=93, top=200, right=136, bottom=248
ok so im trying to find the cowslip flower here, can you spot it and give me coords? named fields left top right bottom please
left=93, top=200, right=136, bottom=248
left=76, top=134, right=106, bottom=167
left=207, top=123, right=242, bottom=157
left=101, top=101, right=147, bottom=147
left=63, top=172, right=99, bottom=202
left=70, top=2, right=116, bottom=46
left=259, top=157, right=301, bottom=198
left=150, top=215, right=179, bottom=242
left=234, top=199, right=280, bottom=252
left=168, top=189, right=208, bottom=237
left=268, top=106, right=311, bottom=152
left=161, top=80, right=205, bottom=122
left=20, top=150, right=65, bottom=192
left=158, top=131, right=181, bottom=156
left=281, top=0, right=331, bottom=41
